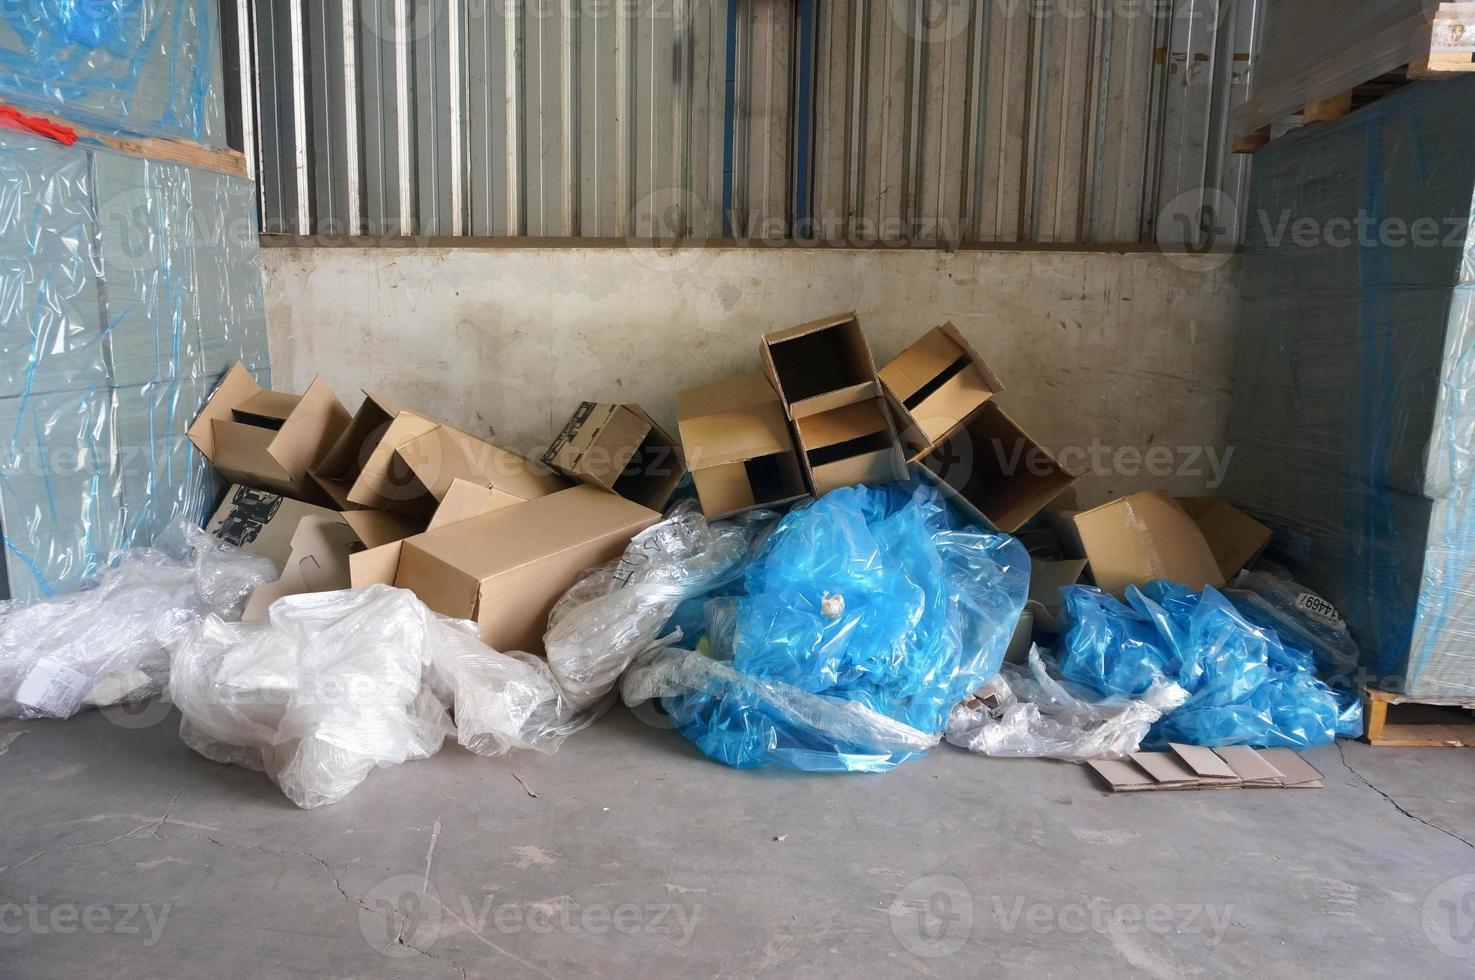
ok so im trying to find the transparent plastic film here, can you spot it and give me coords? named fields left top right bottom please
left=0, top=127, right=268, bottom=603
left=0, top=1, right=224, bottom=144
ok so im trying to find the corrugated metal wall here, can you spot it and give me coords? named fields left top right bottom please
left=237, top=0, right=1258, bottom=246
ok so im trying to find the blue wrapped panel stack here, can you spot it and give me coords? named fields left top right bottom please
left=1223, top=75, right=1475, bottom=697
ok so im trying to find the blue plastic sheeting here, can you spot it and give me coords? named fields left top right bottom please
left=0, top=128, right=268, bottom=602
left=1223, top=74, right=1475, bottom=697
left=0, top=1, right=223, bottom=145
left=621, top=482, right=1030, bottom=772
left=1057, top=582, right=1362, bottom=749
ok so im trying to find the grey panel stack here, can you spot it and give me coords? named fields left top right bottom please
left=1223, top=75, right=1475, bottom=697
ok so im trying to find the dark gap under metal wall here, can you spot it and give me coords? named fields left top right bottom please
left=234, top=0, right=1257, bottom=247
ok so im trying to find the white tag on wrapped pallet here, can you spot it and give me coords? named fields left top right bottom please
left=16, top=658, right=93, bottom=718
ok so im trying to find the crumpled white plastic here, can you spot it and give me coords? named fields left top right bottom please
left=169, top=584, right=585, bottom=809
left=0, top=520, right=276, bottom=720
left=945, top=647, right=1188, bottom=762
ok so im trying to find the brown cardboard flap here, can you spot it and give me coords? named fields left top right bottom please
left=810, top=450, right=906, bottom=496
left=346, top=410, right=442, bottom=509
left=677, top=372, right=793, bottom=468
left=243, top=515, right=359, bottom=620
left=880, top=322, right=1003, bottom=450
left=349, top=539, right=404, bottom=589
left=1086, top=758, right=1158, bottom=792
left=262, top=375, right=352, bottom=483
left=187, top=362, right=262, bottom=458
left=1213, top=745, right=1286, bottom=786
left=1256, top=748, right=1324, bottom=788
left=210, top=421, right=293, bottom=485
left=396, top=544, right=483, bottom=620
left=234, top=389, right=302, bottom=426
left=426, top=479, right=525, bottom=531
left=1175, top=497, right=1273, bottom=581
left=314, top=392, right=402, bottom=483
left=762, top=312, right=881, bottom=419
left=1168, top=743, right=1241, bottom=782
left=1073, top=492, right=1224, bottom=595
left=916, top=402, right=1077, bottom=533
left=796, top=399, right=890, bottom=450
left=795, top=399, right=907, bottom=496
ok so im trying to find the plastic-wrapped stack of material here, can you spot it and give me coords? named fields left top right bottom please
left=621, top=482, right=1030, bottom=772
left=0, top=521, right=275, bottom=720
left=1223, top=73, right=1475, bottom=697
left=0, top=3, right=267, bottom=602
left=1056, top=582, right=1363, bottom=749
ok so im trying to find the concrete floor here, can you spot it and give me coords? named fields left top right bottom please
left=1, top=706, right=1472, bottom=979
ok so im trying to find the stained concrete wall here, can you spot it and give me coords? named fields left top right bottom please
left=261, top=246, right=1240, bottom=506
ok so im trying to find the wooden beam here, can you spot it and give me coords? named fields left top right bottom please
left=1231, top=126, right=1272, bottom=154
left=0, top=101, right=247, bottom=178
left=1303, top=91, right=1354, bottom=123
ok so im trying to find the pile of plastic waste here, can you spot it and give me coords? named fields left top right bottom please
left=620, top=482, right=1030, bottom=771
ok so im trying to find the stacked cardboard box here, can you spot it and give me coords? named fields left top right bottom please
left=193, top=364, right=662, bottom=653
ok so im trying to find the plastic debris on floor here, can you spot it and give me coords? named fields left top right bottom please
left=0, top=522, right=275, bottom=720
left=621, top=482, right=1030, bottom=772
left=1056, top=581, right=1364, bottom=749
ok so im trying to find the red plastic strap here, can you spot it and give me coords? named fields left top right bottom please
left=0, top=105, right=79, bottom=146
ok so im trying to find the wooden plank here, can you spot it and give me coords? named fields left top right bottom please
left=1361, top=685, right=1475, bottom=747
left=1303, top=91, right=1354, bottom=123
left=0, top=100, right=247, bottom=178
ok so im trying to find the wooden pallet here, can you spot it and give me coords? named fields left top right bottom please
left=1362, top=686, right=1475, bottom=747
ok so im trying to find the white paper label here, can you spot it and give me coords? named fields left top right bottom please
left=1295, top=592, right=1345, bottom=627
left=15, top=659, right=93, bottom=718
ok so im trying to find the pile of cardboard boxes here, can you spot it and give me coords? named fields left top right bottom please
left=191, top=313, right=1270, bottom=659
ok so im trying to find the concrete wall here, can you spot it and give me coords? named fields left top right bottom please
left=262, top=246, right=1240, bottom=506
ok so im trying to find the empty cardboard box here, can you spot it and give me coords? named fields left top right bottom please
left=1175, top=497, right=1274, bottom=582
left=207, top=484, right=345, bottom=567
left=353, top=485, right=660, bottom=653
left=761, top=312, right=882, bottom=419
left=914, top=401, right=1077, bottom=533
left=1064, top=492, right=1225, bottom=596
left=675, top=372, right=808, bottom=517
left=347, top=410, right=568, bottom=520
left=794, top=399, right=908, bottom=497
left=187, top=363, right=351, bottom=503
left=309, top=392, right=402, bottom=509
left=879, top=322, right=1004, bottom=455
left=542, top=402, right=685, bottom=511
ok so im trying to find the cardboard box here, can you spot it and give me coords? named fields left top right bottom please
left=347, top=410, right=568, bottom=520
left=187, top=363, right=351, bottom=502
left=794, top=398, right=908, bottom=496
left=1175, top=497, right=1273, bottom=582
left=541, top=402, right=685, bottom=511
left=243, top=515, right=362, bottom=620
left=310, top=392, right=402, bottom=509
left=1066, top=492, right=1224, bottom=596
left=352, top=485, right=660, bottom=653
left=207, top=484, right=346, bottom=567
left=913, top=401, right=1078, bottom=533
left=879, top=322, right=1004, bottom=455
left=675, top=372, right=808, bottom=517
left=761, top=312, right=881, bottom=419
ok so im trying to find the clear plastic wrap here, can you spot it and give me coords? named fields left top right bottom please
left=0, top=0, right=224, bottom=144
left=944, top=647, right=1188, bottom=762
left=620, top=482, right=1030, bottom=772
left=0, top=127, right=269, bottom=602
left=168, top=585, right=589, bottom=809
left=0, top=520, right=275, bottom=719
left=1224, top=569, right=1361, bottom=686
left=544, top=501, right=777, bottom=712
left=1224, top=74, right=1475, bottom=696
left=1057, top=582, right=1363, bottom=749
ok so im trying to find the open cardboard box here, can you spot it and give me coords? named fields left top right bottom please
left=351, top=484, right=660, bottom=653
left=879, top=322, right=1004, bottom=456
left=207, top=484, right=345, bottom=566
left=541, top=402, right=685, bottom=511
left=309, top=392, right=402, bottom=509
left=913, top=401, right=1078, bottom=533
left=1046, top=491, right=1269, bottom=596
left=676, top=372, right=808, bottom=517
left=761, top=312, right=882, bottom=419
left=187, top=363, right=351, bottom=503
left=794, top=399, right=908, bottom=496
left=347, top=410, right=568, bottom=520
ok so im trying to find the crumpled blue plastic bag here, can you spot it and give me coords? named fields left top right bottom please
left=620, top=482, right=1030, bottom=772
left=1057, top=581, right=1362, bottom=748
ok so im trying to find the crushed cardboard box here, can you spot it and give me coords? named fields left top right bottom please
left=347, top=410, right=568, bottom=520
left=1047, top=492, right=1270, bottom=596
left=542, top=402, right=685, bottom=511
left=352, top=484, right=660, bottom=653
left=187, top=362, right=351, bottom=503
left=676, top=372, right=808, bottom=517
left=1087, top=744, right=1324, bottom=792
left=879, top=321, right=1003, bottom=456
